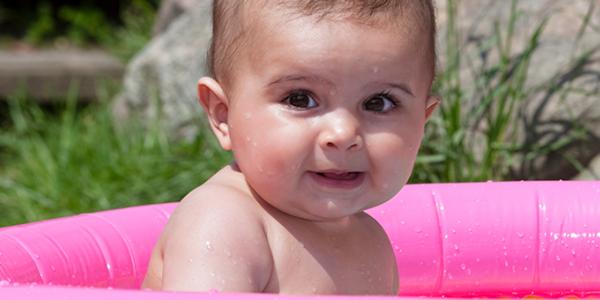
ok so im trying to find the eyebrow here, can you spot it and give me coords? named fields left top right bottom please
left=268, top=74, right=415, bottom=97
left=267, top=74, right=334, bottom=87
left=384, top=82, right=415, bottom=98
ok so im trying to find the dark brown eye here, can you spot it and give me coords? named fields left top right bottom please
left=283, top=91, right=318, bottom=109
left=363, top=93, right=397, bottom=113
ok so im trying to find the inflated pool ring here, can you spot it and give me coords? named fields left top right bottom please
left=1, top=181, right=600, bottom=299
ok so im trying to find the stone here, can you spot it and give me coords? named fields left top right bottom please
left=152, top=0, right=199, bottom=36
left=112, top=0, right=212, bottom=139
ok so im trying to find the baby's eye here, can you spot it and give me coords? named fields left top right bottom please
left=283, top=91, right=318, bottom=109
left=363, top=92, right=398, bottom=113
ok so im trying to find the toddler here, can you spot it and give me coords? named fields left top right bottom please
left=143, top=0, right=438, bottom=295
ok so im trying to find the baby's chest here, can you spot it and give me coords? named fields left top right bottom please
left=264, top=227, right=394, bottom=294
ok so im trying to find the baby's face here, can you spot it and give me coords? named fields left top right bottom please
left=223, top=10, right=435, bottom=221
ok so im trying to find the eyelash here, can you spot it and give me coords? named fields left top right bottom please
left=368, top=91, right=399, bottom=114
left=281, top=89, right=399, bottom=113
left=281, top=89, right=317, bottom=110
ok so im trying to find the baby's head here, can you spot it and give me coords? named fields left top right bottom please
left=198, top=0, right=438, bottom=221
left=208, top=0, right=436, bottom=89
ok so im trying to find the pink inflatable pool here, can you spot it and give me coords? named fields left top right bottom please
left=1, top=181, right=600, bottom=299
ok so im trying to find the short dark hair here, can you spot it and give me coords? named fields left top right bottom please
left=208, top=0, right=436, bottom=87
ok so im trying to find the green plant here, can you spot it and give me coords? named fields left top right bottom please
left=24, top=2, right=55, bottom=45
left=104, top=0, right=157, bottom=60
left=59, top=5, right=113, bottom=46
left=412, top=0, right=596, bottom=182
left=0, top=86, right=230, bottom=226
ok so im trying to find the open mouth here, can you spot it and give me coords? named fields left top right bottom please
left=316, top=171, right=362, bottom=180
left=308, top=171, right=365, bottom=189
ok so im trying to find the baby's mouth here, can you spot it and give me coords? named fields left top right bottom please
left=316, top=171, right=362, bottom=180
left=308, top=170, right=365, bottom=189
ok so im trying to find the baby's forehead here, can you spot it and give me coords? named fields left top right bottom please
left=241, top=1, right=429, bottom=29
left=211, top=0, right=436, bottom=87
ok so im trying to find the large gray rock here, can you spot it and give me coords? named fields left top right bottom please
left=114, top=0, right=599, bottom=179
left=112, top=0, right=212, bottom=139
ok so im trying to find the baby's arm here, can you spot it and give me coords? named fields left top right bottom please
left=161, top=187, right=273, bottom=292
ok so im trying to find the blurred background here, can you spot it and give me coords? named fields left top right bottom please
left=0, top=0, right=599, bottom=226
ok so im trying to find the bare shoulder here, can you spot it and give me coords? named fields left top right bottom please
left=354, top=212, right=391, bottom=243
left=169, top=179, right=263, bottom=230
left=158, top=172, right=274, bottom=292
left=355, top=212, right=399, bottom=295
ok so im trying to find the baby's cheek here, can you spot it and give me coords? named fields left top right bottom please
left=370, top=133, right=417, bottom=190
left=252, top=125, right=307, bottom=177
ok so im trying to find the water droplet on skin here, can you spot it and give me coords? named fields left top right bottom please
left=475, top=258, right=481, bottom=263
left=106, top=263, right=111, bottom=270
left=372, top=67, right=379, bottom=73
left=225, top=249, right=232, bottom=257
left=556, top=255, right=561, bottom=261
left=569, top=261, right=575, bottom=267
left=414, top=227, right=422, bottom=233
left=244, top=113, right=252, bottom=119
left=206, top=241, right=214, bottom=251
left=210, top=272, right=216, bottom=277
left=517, top=232, right=525, bottom=238
left=460, top=263, right=467, bottom=270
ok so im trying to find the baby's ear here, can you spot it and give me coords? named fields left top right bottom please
left=198, top=77, right=232, bottom=150
left=425, top=95, right=440, bottom=120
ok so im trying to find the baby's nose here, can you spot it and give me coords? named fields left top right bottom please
left=319, top=112, right=363, bottom=152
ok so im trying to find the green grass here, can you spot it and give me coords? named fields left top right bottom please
left=0, top=87, right=231, bottom=227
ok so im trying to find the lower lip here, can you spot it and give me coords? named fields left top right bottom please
left=307, top=172, right=365, bottom=189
